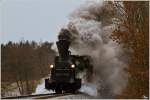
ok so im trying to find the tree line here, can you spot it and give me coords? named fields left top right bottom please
left=110, top=1, right=149, bottom=98
left=1, top=41, right=56, bottom=96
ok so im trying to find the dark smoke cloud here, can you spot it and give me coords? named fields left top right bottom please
left=64, top=0, right=128, bottom=98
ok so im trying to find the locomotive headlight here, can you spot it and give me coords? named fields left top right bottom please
left=50, top=64, right=54, bottom=68
left=71, top=64, right=75, bottom=68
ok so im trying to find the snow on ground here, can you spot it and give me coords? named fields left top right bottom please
left=143, top=95, right=149, bottom=99
left=79, top=82, right=97, bottom=97
left=32, top=76, right=98, bottom=99
left=78, top=71, right=98, bottom=97
left=32, top=78, right=54, bottom=95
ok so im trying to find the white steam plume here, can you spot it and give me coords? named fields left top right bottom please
left=67, top=1, right=128, bottom=98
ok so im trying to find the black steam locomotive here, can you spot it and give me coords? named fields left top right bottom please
left=45, top=29, right=93, bottom=93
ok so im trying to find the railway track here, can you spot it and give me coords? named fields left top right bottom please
left=1, top=93, right=73, bottom=99
left=2, top=91, right=97, bottom=99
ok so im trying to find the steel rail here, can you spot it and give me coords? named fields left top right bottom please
left=1, top=93, right=72, bottom=99
left=1, top=91, right=96, bottom=99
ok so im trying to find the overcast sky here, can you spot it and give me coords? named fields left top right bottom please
left=1, top=0, right=87, bottom=44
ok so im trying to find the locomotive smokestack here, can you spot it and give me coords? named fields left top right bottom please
left=56, top=28, right=71, bottom=60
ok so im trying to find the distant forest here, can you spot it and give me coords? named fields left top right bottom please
left=1, top=41, right=56, bottom=95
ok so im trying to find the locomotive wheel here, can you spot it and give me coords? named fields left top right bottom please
left=71, top=90, right=76, bottom=94
left=64, top=89, right=76, bottom=93
left=55, top=89, right=62, bottom=94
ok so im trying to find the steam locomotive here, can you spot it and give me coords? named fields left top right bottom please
left=45, top=29, right=93, bottom=93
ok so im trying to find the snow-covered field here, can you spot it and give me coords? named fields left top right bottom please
left=32, top=78, right=54, bottom=95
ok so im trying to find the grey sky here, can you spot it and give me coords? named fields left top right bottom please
left=1, top=0, right=86, bottom=44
